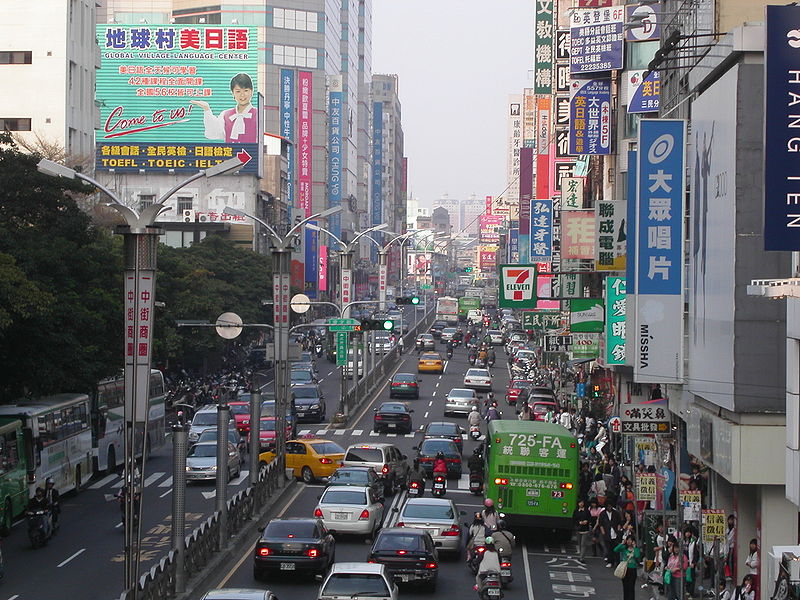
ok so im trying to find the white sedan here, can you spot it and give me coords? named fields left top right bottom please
left=463, top=368, right=492, bottom=392
left=314, top=486, right=384, bottom=538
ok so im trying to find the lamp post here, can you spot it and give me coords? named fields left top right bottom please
left=222, top=205, right=342, bottom=472
left=36, top=156, right=245, bottom=597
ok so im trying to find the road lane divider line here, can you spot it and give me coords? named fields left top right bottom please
left=216, top=483, right=305, bottom=589
left=431, top=391, right=436, bottom=397
left=159, top=489, right=172, bottom=499
left=57, top=548, right=86, bottom=568
left=345, top=360, right=405, bottom=429
left=522, top=541, right=536, bottom=600
left=424, top=412, right=429, bottom=418
left=443, top=361, right=448, bottom=373
left=8, top=594, right=20, bottom=600
left=428, top=401, right=433, bottom=406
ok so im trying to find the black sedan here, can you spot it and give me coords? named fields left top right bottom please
left=420, top=421, right=464, bottom=454
left=326, top=466, right=385, bottom=503
left=373, top=402, right=414, bottom=434
left=414, top=438, right=462, bottom=478
left=429, top=320, right=448, bottom=338
left=389, top=373, right=420, bottom=399
left=253, top=517, right=335, bottom=579
left=367, top=528, right=439, bottom=591
left=291, top=384, right=326, bottom=423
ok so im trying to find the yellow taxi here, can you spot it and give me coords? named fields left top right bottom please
left=418, top=351, right=444, bottom=374
left=259, top=437, right=345, bottom=483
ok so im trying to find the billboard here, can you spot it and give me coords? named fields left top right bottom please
left=625, top=4, right=661, bottom=42
left=304, top=221, right=318, bottom=298
left=372, top=101, right=383, bottom=245
left=479, top=246, right=498, bottom=272
left=570, top=298, right=604, bottom=332
left=561, top=210, right=596, bottom=259
left=570, top=5, right=625, bottom=74
left=687, top=67, right=736, bottom=410
left=318, top=245, right=328, bottom=292
left=534, top=0, right=554, bottom=94
left=537, top=263, right=560, bottom=310
left=499, top=264, right=538, bottom=309
left=569, top=78, right=612, bottom=155
left=298, top=71, right=313, bottom=217
left=480, top=215, right=504, bottom=243
left=635, top=119, right=686, bottom=383
left=530, top=199, right=553, bottom=260
left=595, top=200, right=626, bottom=271
left=626, top=70, right=661, bottom=114
left=281, top=69, right=296, bottom=217
left=96, top=24, right=259, bottom=173
left=328, top=75, right=343, bottom=238
left=562, top=177, right=584, bottom=209
left=605, top=276, right=626, bottom=365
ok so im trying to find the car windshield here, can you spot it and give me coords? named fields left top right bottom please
left=419, top=334, right=433, bottom=340
left=310, top=442, right=344, bottom=455
left=197, top=430, right=237, bottom=443
left=292, top=387, right=319, bottom=398
left=401, top=503, right=455, bottom=520
left=329, top=469, right=368, bottom=485
left=264, top=520, right=317, bottom=538
left=345, top=448, right=383, bottom=463
left=291, top=372, right=312, bottom=381
left=533, top=404, right=555, bottom=413
left=321, top=489, right=367, bottom=505
left=419, top=440, right=458, bottom=457
left=374, top=533, right=425, bottom=552
left=426, top=424, right=456, bottom=436
left=260, top=402, right=276, bottom=416
left=322, top=574, right=390, bottom=597
left=228, top=404, right=249, bottom=415
left=517, top=351, right=535, bottom=358
left=260, top=419, right=277, bottom=431
left=192, top=413, right=217, bottom=426
left=466, top=369, right=489, bottom=377
left=488, top=330, right=501, bottom=335
left=394, top=374, right=416, bottom=383
left=379, top=404, right=406, bottom=412
left=188, top=444, right=216, bottom=457
left=448, top=389, right=474, bottom=398
left=442, top=328, right=457, bottom=334
left=421, top=353, right=440, bottom=360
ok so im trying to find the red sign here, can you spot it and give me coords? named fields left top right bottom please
left=479, top=248, right=497, bottom=271
left=485, top=195, right=493, bottom=215
left=536, top=152, right=551, bottom=200
left=318, top=245, right=327, bottom=292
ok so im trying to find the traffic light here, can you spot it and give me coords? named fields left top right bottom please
left=592, top=384, right=602, bottom=398
left=360, top=319, right=394, bottom=331
left=464, top=267, right=473, bottom=273
left=395, top=296, right=420, bottom=305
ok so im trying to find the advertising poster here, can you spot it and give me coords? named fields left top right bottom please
left=637, top=474, right=657, bottom=502
left=480, top=215, right=504, bottom=244
left=534, top=0, right=554, bottom=94
left=499, top=264, right=538, bottom=309
left=701, top=510, right=726, bottom=544
left=595, top=200, right=626, bottom=271
left=304, top=222, right=318, bottom=298
left=571, top=333, right=600, bottom=360
left=605, top=276, right=626, bottom=365
left=561, top=210, right=596, bottom=259
left=318, top=245, right=328, bottom=292
left=509, top=226, right=520, bottom=263
left=569, top=78, right=612, bottom=155
left=95, top=24, right=259, bottom=173
left=479, top=247, right=498, bottom=272
left=570, top=298, right=604, bottom=332
left=372, top=101, right=383, bottom=261
left=635, top=119, right=686, bottom=384
left=530, top=199, right=553, bottom=260
left=327, top=75, right=343, bottom=238
left=298, top=71, right=313, bottom=217
left=570, top=5, right=625, bottom=74
left=523, top=89, right=537, bottom=146
left=281, top=69, right=295, bottom=217
left=626, top=70, right=661, bottom=114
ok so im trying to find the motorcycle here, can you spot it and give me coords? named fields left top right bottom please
left=407, top=479, right=424, bottom=497
left=431, top=474, right=447, bottom=497
left=469, top=471, right=484, bottom=495
left=446, top=348, right=454, bottom=360
left=477, top=571, right=504, bottom=599
left=468, top=353, right=477, bottom=366
left=314, top=343, right=323, bottom=357
left=469, top=425, right=481, bottom=441
left=26, top=510, right=52, bottom=548
left=499, top=559, right=513, bottom=587
left=488, top=354, right=496, bottom=367
left=468, top=543, right=487, bottom=574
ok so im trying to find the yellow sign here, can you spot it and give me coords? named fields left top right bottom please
left=637, top=473, right=657, bottom=502
left=702, top=509, right=726, bottom=543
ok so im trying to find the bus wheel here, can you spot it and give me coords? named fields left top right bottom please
left=107, top=447, right=117, bottom=475
left=75, top=466, right=82, bottom=492
left=0, top=499, right=12, bottom=537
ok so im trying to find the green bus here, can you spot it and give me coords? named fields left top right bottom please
left=484, top=420, right=579, bottom=530
left=458, top=296, right=481, bottom=321
left=0, top=420, right=29, bottom=535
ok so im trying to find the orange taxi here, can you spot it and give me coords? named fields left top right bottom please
left=259, top=437, right=345, bottom=483
left=417, top=351, right=444, bottom=374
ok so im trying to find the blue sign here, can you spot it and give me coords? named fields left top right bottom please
left=371, top=101, right=383, bottom=263
left=576, top=382, right=586, bottom=398
left=627, top=70, right=660, bottom=114
left=530, top=199, right=553, bottom=260
left=509, top=226, right=520, bottom=263
left=304, top=221, right=318, bottom=299
left=328, top=86, right=343, bottom=239
left=626, top=149, right=638, bottom=294
left=569, top=5, right=625, bottom=74
left=280, top=69, right=295, bottom=221
left=765, top=5, right=800, bottom=250
left=636, top=120, right=685, bottom=295
left=569, top=78, right=611, bottom=155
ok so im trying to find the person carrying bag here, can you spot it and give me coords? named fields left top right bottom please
left=613, top=534, right=641, bottom=600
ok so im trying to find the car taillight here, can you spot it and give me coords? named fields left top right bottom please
left=409, top=481, right=419, bottom=489
left=307, top=548, right=319, bottom=558
left=501, top=561, right=512, bottom=568
left=396, top=521, right=405, bottom=527
left=424, top=562, right=437, bottom=569
left=396, top=550, right=407, bottom=555
left=465, top=379, right=471, bottom=383
left=359, top=509, right=370, bottom=520
left=375, top=415, right=384, bottom=420
left=382, top=464, right=389, bottom=475
left=314, top=508, right=323, bottom=517
left=442, top=525, right=460, bottom=536
left=258, top=547, right=271, bottom=556
left=560, top=482, right=574, bottom=489
left=494, top=477, right=509, bottom=486
left=391, top=382, right=401, bottom=386
left=319, top=457, right=333, bottom=464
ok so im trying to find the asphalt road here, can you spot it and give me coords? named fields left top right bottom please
left=197, top=335, right=641, bottom=600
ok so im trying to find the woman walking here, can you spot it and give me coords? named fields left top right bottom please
left=665, top=537, right=688, bottom=600
left=613, top=534, right=641, bottom=600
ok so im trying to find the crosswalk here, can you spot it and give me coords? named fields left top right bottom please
left=87, top=470, right=249, bottom=491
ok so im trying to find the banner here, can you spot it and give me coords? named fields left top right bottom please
left=318, top=245, right=328, bottom=292
left=530, top=199, right=553, bottom=260
left=95, top=24, right=259, bottom=173
left=479, top=247, right=498, bottom=272
left=534, top=0, right=554, bottom=94
left=327, top=75, right=343, bottom=238
left=561, top=210, right=596, bottom=259
left=499, top=264, right=538, bottom=309
left=569, top=78, right=612, bottom=155
left=559, top=273, right=582, bottom=297
left=509, top=226, right=520, bottom=262
left=480, top=215, right=504, bottom=243
left=562, top=177, right=584, bottom=209
left=570, top=5, right=625, bottom=74
left=680, top=491, right=702, bottom=522
left=634, top=119, right=686, bottom=383
left=637, top=473, right=657, bottom=502
left=626, top=70, right=661, bottom=114
left=570, top=298, right=604, bottom=332
left=298, top=71, right=313, bottom=217
left=605, top=276, right=626, bottom=365
left=701, top=510, right=726, bottom=544
left=571, top=333, right=600, bottom=359
left=537, top=273, right=560, bottom=310
left=304, top=222, right=318, bottom=298
left=595, top=200, right=626, bottom=271
left=281, top=69, right=295, bottom=218
left=620, top=398, right=670, bottom=433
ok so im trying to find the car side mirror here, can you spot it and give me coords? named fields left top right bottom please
left=315, top=574, right=324, bottom=582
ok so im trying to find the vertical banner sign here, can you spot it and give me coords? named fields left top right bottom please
left=536, top=152, right=551, bottom=201
left=95, top=25, right=260, bottom=174
left=509, top=226, right=520, bottom=262
left=372, top=101, right=383, bottom=233
left=626, top=70, right=661, bottom=113
left=520, top=146, right=534, bottom=263
left=274, top=273, right=290, bottom=326
left=537, top=273, right=560, bottom=310
left=336, top=332, right=348, bottom=367
left=626, top=150, right=638, bottom=292
left=570, top=5, right=625, bottom=74
left=635, top=119, right=686, bottom=383
left=595, top=200, right=627, bottom=271
left=341, top=269, right=352, bottom=309
left=523, top=89, right=537, bottom=147
left=561, top=210, right=596, bottom=259
left=304, top=221, right=318, bottom=299
left=536, top=96, right=551, bottom=157
left=562, top=177, right=584, bottom=209
left=479, top=247, right=498, bottom=272
left=508, top=99, right=523, bottom=223
left=328, top=75, right=343, bottom=238
left=486, top=195, right=493, bottom=215
left=499, top=264, right=538, bottom=309
left=298, top=71, right=313, bottom=217
left=764, top=5, right=800, bottom=250
left=534, top=0, right=554, bottom=95
left=605, top=276, right=626, bottom=365
left=281, top=69, right=295, bottom=219
left=124, top=269, right=155, bottom=423
left=530, top=199, right=553, bottom=260
left=318, top=245, right=328, bottom=292
left=569, top=78, right=612, bottom=155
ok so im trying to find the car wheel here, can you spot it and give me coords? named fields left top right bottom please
left=301, top=466, right=314, bottom=484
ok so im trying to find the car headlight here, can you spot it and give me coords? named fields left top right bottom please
left=310, top=404, right=320, bottom=410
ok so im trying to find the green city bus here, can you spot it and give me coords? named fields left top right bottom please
left=484, top=420, right=579, bottom=530
left=0, top=420, right=30, bottom=535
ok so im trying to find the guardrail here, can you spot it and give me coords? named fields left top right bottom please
left=117, top=460, right=283, bottom=600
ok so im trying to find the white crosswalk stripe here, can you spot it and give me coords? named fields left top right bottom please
left=457, top=474, right=470, bottom=490
left=404, top=433, right=415, bottom=438
left=89, top=474, right=117, bottom=490
left=111, top=478, right=124, bottom=489
left=386, top=433, right=396, bottom=438
left=334, top=429, right=345, bottom=436
left=352, top=429, right=363, bottom=436
left=316, top=429, right=327, bottom=436
left=369, top=431, right=379, bottom=437
left=298, top=429, right=311, bottom=436
left=159, top=476, right=173, bottom=488
left=143, top=472, right=164, bottom=487
left=230, top=471, right=249, bottom=486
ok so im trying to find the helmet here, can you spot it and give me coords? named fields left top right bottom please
left=436, top=451, right=444, bottom=459
left=485, top=536, right=495, bottom=545
left=471, top=406, right=478, bottom=412
left=497, top=519, right=507, bottom=530
left=45, top=477, right=54, bottom=486
left=484, top=498, right=494, bottom=509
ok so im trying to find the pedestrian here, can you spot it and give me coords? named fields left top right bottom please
left=397, top=336, right=404, bottom=354
left=588, top=498, right=604, bottom=557
left=745, top=538, right=759, bottom=596
left=598, top=502, right=622, bottom=567
left=590, top=472, right=607, bottom=506
left=726, top=514, right=736, bottom=578
left=518, top=402, right=531, bottom=421
left=684, top=526, right=700, bottom=597
left=664, top=537, right=688, bottom=600
left=732, top=574, right=756, bottom=600
left=613, top=534, right=641, bottom=600
left=573, top=499, right=592, bottom=561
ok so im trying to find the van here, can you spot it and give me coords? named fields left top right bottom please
left=467, top=309, right=483, bottom=324
left=342, top=443, right=409, bottom=496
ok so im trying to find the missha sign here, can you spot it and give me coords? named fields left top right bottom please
left=499, top=264, right=538, bottom=309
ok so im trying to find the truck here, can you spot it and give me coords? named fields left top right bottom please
left=457, top=296, right=481, bottom=321
left=435, top=296, right=459, bottom=325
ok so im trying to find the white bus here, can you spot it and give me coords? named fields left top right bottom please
left=435, top=296, right=459, bottom=325
left=94, top=370, right=167, bottom=474
left=0, top=394, right=94, bottom=495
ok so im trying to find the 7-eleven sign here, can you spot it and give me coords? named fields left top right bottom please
left=499, top=264, right=538, bottom=308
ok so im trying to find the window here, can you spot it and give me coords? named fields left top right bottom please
left=0, top=429, right=20, bottom=474
left=0, top=118, right=31, bottom=131
left=0, top=51, right=32, bottom=64
left=273, top=8, right=319, bottom=32
left=36, top=402, right=90, bottom=447
left=177, top=196, right=193, bottom=213
left=139, top=194, right=155, bottom=210
left=272, top=44, right=318, bottom=68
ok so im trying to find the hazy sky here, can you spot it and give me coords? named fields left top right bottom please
left=372, top=1, right=534, bottom=207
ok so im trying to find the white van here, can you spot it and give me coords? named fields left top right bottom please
left=467, top=309, right=483, bottom=324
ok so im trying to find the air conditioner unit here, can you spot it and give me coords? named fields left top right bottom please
left=197, top=213, right=210, bottom=223
left=182, top=209, right=196, bottom=223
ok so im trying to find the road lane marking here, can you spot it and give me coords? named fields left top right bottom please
left=353, top=429, right=363, bottom=436
left=111, top=478, right=124, bottom=489
left=344, top=361, right=405, bottom=429
left=159, top=489, right=172, bottom=499
left=435, top=382, right=440, bottom=388
left=57, top=548, right=86, bottom=568
left=143, top=472, right=164, bottom=487
left=431, top=391, right=436, bottom=397
left=327, top=370, right=334, bottom=376
left=404, top=433, right=414, bottom=438
left=522, top=541, right=536, bottom=600
left=387, top=433, right=396, bottom=438
left=202, top=490, right=216, bottom=500
left=89, top=474, right=117, bottom=489
left=334, top=429, right=345, bottom=436
left=443, top=361, right=448, bottom=373
left=428, top=401, right=433, bottom=406
left=230, top=471, right=249, bottom=486
left=299, top=429, right=311, bottom=436
left=316, top=429, right=327, bottom=436
left=369, top=431, right=379, bottom=437
left=8, top=595, right=20, bottom=600
left=159, top=476, right=173, bottom=488
left=424, top=412, right=429, bottom=418
left=217, top=484, right=305, bottom=588
left=457, top=474, right=470, bottom=490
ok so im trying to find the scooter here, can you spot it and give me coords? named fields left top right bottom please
left=314, top=343, right=324, bottom=357
left=431, top=474, right=447, bottom=497
left=499, top=560, right=513, bottom=587
left=407, top=479, right=424, bottom=497
left=468, top=353, right=477, bottom=366
left=477, top=571, right=504, bottom=599
left=469, top=471, right=484, bottom=495
left=468, top=543, right=487, bottom=574
left=447, top=348, right=454, bottom=360
left=469, top=425, right=481, bottom=441
left=26, top=510, right=53, bottom=548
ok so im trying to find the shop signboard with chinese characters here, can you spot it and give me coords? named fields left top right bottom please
left=480, top=214, right=504, bottom=244
left=569, top=78, right=612, bottom=155
left=605, top=276, right=626, bottom=365
left=701, top=510, right=726, bottom=543
left=304, top=220, right=318, bottom=298
left=95, top=24, right=259, bottom=174
left=499, top=264, right=538, bottom=309
left=569, top=298, right=604, bottom=332
left=534, top=0, right=554, bottom=94
left=637, top=473, right=657, bottom=502
left=595, top=200, right=626, bottom=271
left=562, top=177, right=584, bottom=209
left=479, top=246, right=498, bottom=272
left=529, top=199, right=553, bottom=260
left=571, top=333, right=600, bottom=359
left=298, top=71, right=313, bottom=216
left=281, top=69, right=296, bottom=216
left=570, top=5, right=625, bottom=74
left=523, top=311, right=561, bottom=331
left=558, top=273, right=582, bottom=298
left=626, top=70, right=661, bottom=114
left=561, top=210, right=596, bottom=259
left=328, top=75, right=343, bottom=238
left=680, top=491, right=702, bottom=522
left=620, top=398, right=670, bottom=434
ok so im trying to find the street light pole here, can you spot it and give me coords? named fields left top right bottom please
left=36, top=156, right=245, bottom=597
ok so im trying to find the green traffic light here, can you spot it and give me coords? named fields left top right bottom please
left=410, top=296, right=420, bottom=305
left=382, top=320, right=394, bottom=331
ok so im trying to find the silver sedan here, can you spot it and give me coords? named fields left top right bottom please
left=393, top=497, right=464, bottom=557
left=444, top=388, right=479, bottom=416
left=186, top=441, right=241, bottom=482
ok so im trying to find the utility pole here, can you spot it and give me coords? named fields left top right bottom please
left=171, top=421, right=188, bottom=593
left=249, top=387, right=261, bottom=487
left=215, top=399, right=230, bottom=548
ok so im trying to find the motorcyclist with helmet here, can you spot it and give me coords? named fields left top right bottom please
left=44, top=477, right=60, bottom=531
left=481, top=498, right=499, bottom=531
left=407, top=458, right=427, bottom=487
left=432, top=451, right=448, bottom=477
left=475, top=535, right=502, bottom=591
left=485, top=402, right=501, bottom=423
left=468, top=446, right=484, bottom=475
left=468, top=406, right=482, bottom=427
